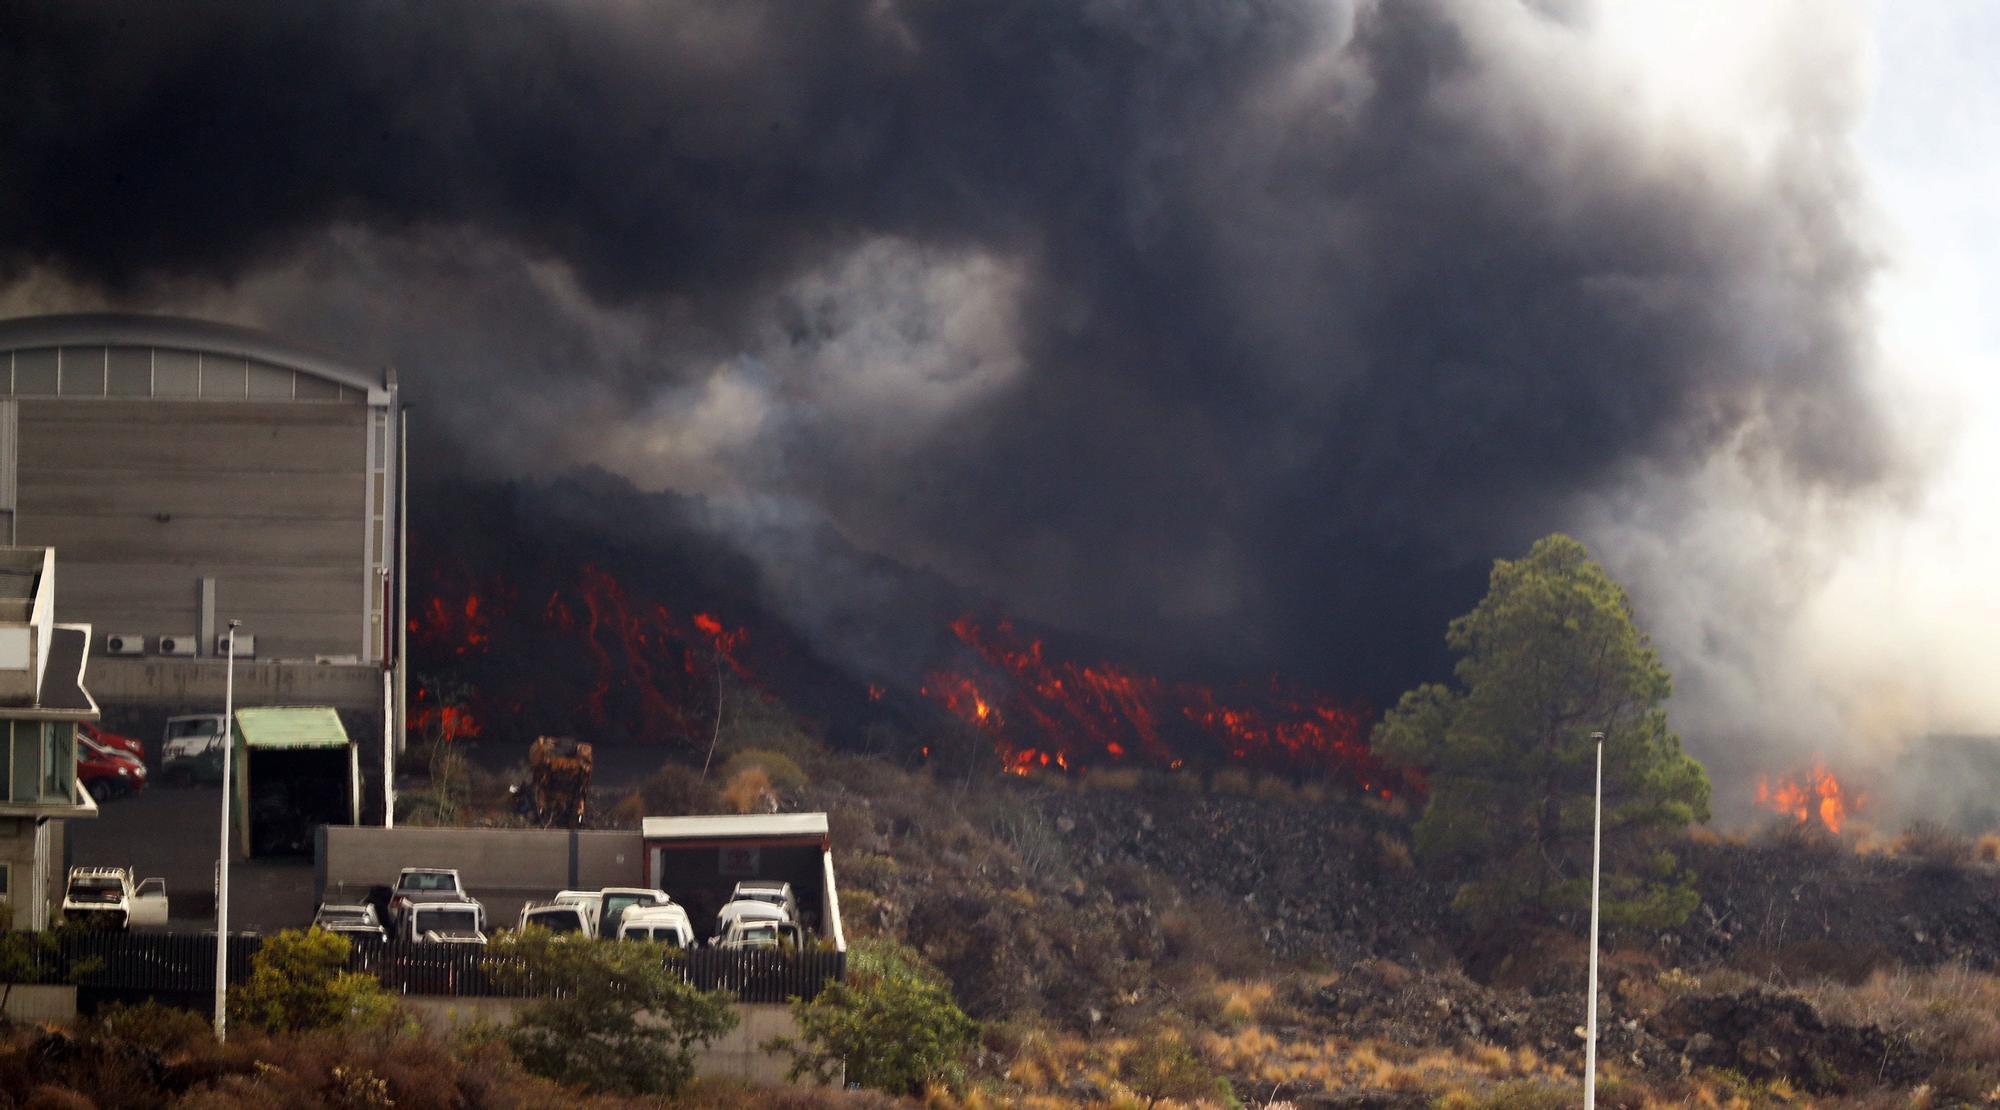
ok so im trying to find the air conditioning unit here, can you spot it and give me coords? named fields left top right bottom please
left=156, top=634, right=197, bottom=657
left=104, top=633, right=146, bottom=657
left=217, top=633, right=256, bottom=658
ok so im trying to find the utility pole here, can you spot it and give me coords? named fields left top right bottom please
left=214, top=620, right=240, bottom=1042
left=1584, top=729, right=1605, bottom=1110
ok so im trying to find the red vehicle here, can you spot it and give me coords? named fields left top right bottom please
left=77, top=733, right=147, bottom=802
left=79, top=721, right=145, bottom=763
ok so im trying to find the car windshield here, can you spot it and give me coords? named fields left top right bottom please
left=529, top=910, right=585, bottom=934
left=737, top=924, right=778, bottom=943
left=742, top=890, right=785, bottom=905
left=416, top=908, right=478, bottom=933
left=399, top=872, right=457, bottom=892
left=70, top=878, right=122, bottom=902
left=602, top=894, right=650, bottom=921
left=166, top=719, right=220, bottom=739
left=651, top=927, right=686, bottom=944
left=318, top=908, right=370, bottom=925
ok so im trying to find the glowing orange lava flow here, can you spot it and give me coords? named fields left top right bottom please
left=1756, top=761, right=1859, bottom=833
left=408, top=560, right=752, bottom=747
left=921, top=617, right=1412, bottom=793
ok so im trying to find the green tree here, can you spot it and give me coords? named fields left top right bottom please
left=1374, top=534, right=1711, bottom=928
left=229, top=927, right=403, bottom=1033
left=483, top=928, right=736, bottom=1096
left=771, top=938, right=978, bottom=1096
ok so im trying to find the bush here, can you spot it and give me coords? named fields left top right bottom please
left=484, top=928, right=737, bottom=1096
left=89, top=1001, right=215, bottom=1056
left=638, top=761, right=722, bottom=815
left=229, top=928, right=403, bottom=1034
left=720, top=747, right=809, bottom=792
left=1120, top=1027, right=1231, bottom=1109
left=721, top=766, right=778, bottom=814
left=772, top=938, right=978, bottom=1096
left=1896, top=821, right=1974, bottom=871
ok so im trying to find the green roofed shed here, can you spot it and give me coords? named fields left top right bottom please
left=235, top=705, right=351, bottom=749
left=232, top=706, right=359, bottom=859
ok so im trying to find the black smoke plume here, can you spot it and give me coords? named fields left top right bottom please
left=0, top=2, right=1894, bottom=716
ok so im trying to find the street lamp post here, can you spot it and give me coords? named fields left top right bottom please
left=214, top=619, right=240, bottom=1041
left=1584, top=729, right=1606, bottom=1110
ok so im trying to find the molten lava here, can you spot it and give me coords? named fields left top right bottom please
left=1756, top=761, right=1858, bottom=834
left=409, top=559, right=751, bottom=749
left=921, top=618, right=1411, bottom=792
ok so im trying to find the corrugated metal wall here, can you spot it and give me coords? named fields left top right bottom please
left=14, top=399, right=372, bottom=661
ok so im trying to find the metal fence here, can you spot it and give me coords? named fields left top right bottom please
left=9, top=932, right=845, bottom=1006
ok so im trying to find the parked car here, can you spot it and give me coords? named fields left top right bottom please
left=713, top=898, right=790, bottom=941
left=313, top=902, right=387, bottom=941
left=616, top=903, right=694, bottom=948
left=596, top=887, right=674, bottom=939
left=398, top=901, right=487, bottom=945
left=79, top=721, right=145, bottom=762
left=62, top=866, right=168, bottom=929
left=518, top=900, right=598, bottom=936
left=728, top=880, right=798, bottom=921
left=161, top=714, right=229, bottom=784
left=76, top=733, right=146, bottom=801
left=715, top=917, right=804, bottom=951
left=389, top=867, right=486, bottom=933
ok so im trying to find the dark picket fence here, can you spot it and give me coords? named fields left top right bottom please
left=10, top=932, right=844, bottom=1005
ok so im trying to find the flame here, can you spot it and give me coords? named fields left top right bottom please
left=921, top=618, right=1412, bottom=791
left=409, top=559, right=752, bottom=748
left=1756, top=760, right=1860, bottom=834
left=407, top=686, right=481, bottom=742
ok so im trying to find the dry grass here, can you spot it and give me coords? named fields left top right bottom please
left=1080, top=767, right=1143, bottom=793
left=1892, top=821, right=1975, bottom=870
left=1209, top=768, right=1253, bottom=796
left=1199, top=1025, right=1569, bottom=1097
left=1803, top=964, right=2000, bottom=1065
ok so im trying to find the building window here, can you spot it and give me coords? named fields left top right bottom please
left=7, top=723, right=33, bottom=804
left=41, top=722, right=71, bottom=801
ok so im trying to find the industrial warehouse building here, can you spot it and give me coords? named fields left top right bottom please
left=0, top=314, right=403, bottom=737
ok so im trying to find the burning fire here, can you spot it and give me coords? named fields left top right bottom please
left=1756, top=760, right=1860, bottom=834
left=409, top=559, right=752, bottom=748
left=921, top=617, right=1411, bottom=792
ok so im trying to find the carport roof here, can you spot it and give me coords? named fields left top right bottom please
left=642, top=813, right=829, bottom=842
left=235, top=705, right=352, bottom=749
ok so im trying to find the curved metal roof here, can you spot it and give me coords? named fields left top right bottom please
left=0, top=313, right=387, bottom=397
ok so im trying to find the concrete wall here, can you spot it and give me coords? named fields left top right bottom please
left=402, top=997, right=815, bottom=1085
left=15, top=398, right=373, bottom=663
left=0, top=984, right=76, bottom=1022
left=321, top=826, right=645, bottom=925
left=88, top=658, right=384, bottom=712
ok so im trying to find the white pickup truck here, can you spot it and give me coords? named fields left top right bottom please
left=62, top=866, right=169, bottom=929
left=398, top=901, right=488, bottom=945
left=388, top=867, right=487, bottom=934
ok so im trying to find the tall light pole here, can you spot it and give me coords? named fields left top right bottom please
left=214, top=619, right=240, bottom=1042
left=1584, top=729, right=1605, bottom=1110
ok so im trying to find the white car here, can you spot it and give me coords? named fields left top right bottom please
left=62, top=866, right=168, bottom=929
left=713, top=898, right=790, bottom=942
left=313, top=902, right=387, bottom=940
left=518, top=900, right=597, bottom=936
left=617, top=903, right=694, bottom=948
left=595, top=887, right=674, bottom=939
left=728, top=880, right=798, bottom=922
left=390, top=867, right=487, bottom=933
left=716, top=917, right=804, bottom=951
left=400, top=901, right=487, bottom=945
left=160, top=714, right=229, bottom=783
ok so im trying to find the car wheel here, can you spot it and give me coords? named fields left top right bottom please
left=87, top=779, right=111, bottom=803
